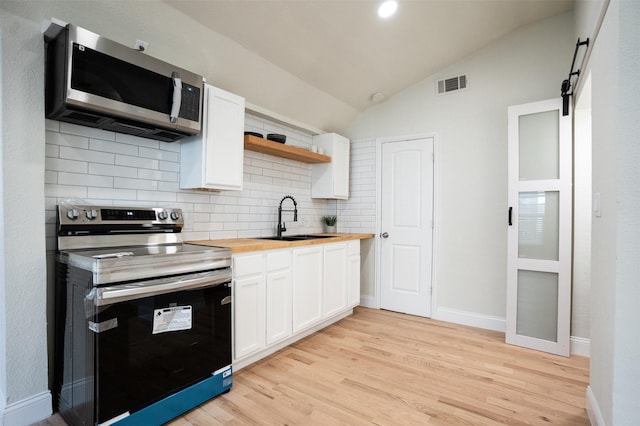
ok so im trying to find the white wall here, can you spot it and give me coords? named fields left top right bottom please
left=344, top=13, right=576, bottom=327
left=579, top=0, right=640, bottom=423
left=0, top=9, right=49, bottom=424
left=613, top=3, right=640, bottom=421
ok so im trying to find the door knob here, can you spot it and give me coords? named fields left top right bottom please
left=380, top=232, right=389, bottom=238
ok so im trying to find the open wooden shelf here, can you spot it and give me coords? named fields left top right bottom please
left=244, top=135, right=331, bottom=164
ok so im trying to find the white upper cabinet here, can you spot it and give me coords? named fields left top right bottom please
left=180, top=84, right=245, bottom=191
left=311, top=133, right=350, bottom=199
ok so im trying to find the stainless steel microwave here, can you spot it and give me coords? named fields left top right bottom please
left=44, top=22, right=203, bottom=142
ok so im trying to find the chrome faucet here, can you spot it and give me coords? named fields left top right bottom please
left=277, top=195, right=298, bottom=238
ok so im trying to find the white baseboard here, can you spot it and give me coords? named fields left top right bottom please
left=359, top=295, right=376, bottom=308
left=586, top=385, right=604, bottom=426
left=0, top=388, right=4, bottom=426
left=570, top=336, right=591, bottom=357
left=435, top=307, right=506, bottom=332
left=435, top=307, right=591, bottom=357
left=2, top=391, right=52, bottom=426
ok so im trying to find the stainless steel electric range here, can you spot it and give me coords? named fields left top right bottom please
left=53, top=204, right=232, bottom=426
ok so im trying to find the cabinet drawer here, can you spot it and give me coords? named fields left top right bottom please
left=266, top=250, right=291, bottom=271
left=234, top=254, right=263, bottom=277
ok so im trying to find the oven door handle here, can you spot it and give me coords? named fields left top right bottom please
left=89, top=270, right=231, bottom=306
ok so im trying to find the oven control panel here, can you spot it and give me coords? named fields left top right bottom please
left=58, top=205, right=183, bottom=227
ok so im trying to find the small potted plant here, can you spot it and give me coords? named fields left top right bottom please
left=322, top=215, right=337, bottom=233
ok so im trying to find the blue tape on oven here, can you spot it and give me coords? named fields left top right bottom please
left=109, top=365, right=232, bottom=425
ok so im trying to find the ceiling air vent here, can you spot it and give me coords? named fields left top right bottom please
left=437, top=75, right=467, bottom=94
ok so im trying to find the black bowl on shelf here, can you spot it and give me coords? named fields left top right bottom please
left=244, top=131, right=263, bottom=138
left=266, top=133, right=286, bottom=144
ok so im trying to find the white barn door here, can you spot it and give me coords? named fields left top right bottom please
left=506, top=98, right=572, bottom=356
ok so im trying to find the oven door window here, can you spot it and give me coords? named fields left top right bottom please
left=93, top=283, right=231, bottom=423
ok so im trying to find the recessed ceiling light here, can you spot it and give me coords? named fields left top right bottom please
left=378, top=1, right=398, bottom=18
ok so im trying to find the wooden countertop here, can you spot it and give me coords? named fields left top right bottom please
left=187, top=233, right=375, bottom=253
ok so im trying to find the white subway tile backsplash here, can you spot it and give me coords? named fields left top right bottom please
left=45, top=184, right=88, bottom=199
left=87, top=187, right=136, bottom=200
left=223, top=221, right=250, bottom=231
left=114, top=177, right=158, bottom=191
left=46, top=157, right=88, bottom=174
left=138, top=169, right=178, bottom=182
left=193, top=221, right=224, bottom=232
left=176, top=192, right=212, bottom=204
left=46, top=119, right=61, bottom=131
left=139, top=146, right=179, bottom=162
left=137, top=190, right=177, bottom=202
left=338, top=138, right=376, bottom=234
left=45, top=144, right=60, bottom=158
left=44, top=113, right=338, bottom=239
left=47, top=131, right=89, bottom=149
left=89, top=163, right=138, bottom=179
left=90, top=138, right=139, bottom=156
left=115, top=154, right=159, bottom=170
left=61, top=146, right=115, bottom=164
left=158, top=181, right=180, bottom=192
left=45, top=171, right=58, bottom=184
left=59, top=172, right=113, bottom=188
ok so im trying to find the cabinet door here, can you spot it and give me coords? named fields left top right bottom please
left=180, top=84, right=244, bottom=190
left=233, top=274, right=265, bottom=360
left=204, top=86, right=245, bottom=190
left=323, top=243, right=348, bottom=318
left=266, top=250, right=292, bottom=345
left=332, top=136, right=350, bottom=198
left=266, top=269, right=291, bottom=345
left=292, top=246, right=323, bottom=332
left=311, top=133, right=350, bottom=199
left=347, top=241, right=361, bottom=308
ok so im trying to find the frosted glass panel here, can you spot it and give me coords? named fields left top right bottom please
left=518, top=191, right=559, bottom=260
left=519, top=110, right=559, bottom=180
left=517, top=270, right=558, bottom=342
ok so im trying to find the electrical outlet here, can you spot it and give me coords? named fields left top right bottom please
left=134, top=39, right=148, bottom=52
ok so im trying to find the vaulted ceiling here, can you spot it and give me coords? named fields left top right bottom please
left=167, top=0, right=573, bottom=114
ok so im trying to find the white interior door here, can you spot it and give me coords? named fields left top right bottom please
left=507, top=98, right=572, bottom=356
left=379, top=137, right=434, bottom=317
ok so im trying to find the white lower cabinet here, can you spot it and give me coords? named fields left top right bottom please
left=292, top=246, right=323, bottom=333
left=233, top=241, right=361, bottom=368
left=233, top=250, right=291, bottom=362
left=323, top=243, right=348, bottom=318
left=265, top=251, right=292, bottom=345
left=233, top=254, right=265, bottom=360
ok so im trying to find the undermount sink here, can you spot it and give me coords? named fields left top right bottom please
left=258, top=234, right=335, bottom=241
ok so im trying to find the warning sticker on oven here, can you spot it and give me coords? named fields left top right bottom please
left=152, top=305, right=192, bottom=334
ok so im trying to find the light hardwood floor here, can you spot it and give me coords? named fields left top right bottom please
left=36, top=307, right=590, bottom=425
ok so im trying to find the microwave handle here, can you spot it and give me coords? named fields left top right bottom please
left=170, top=71, right=182, bottom=123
